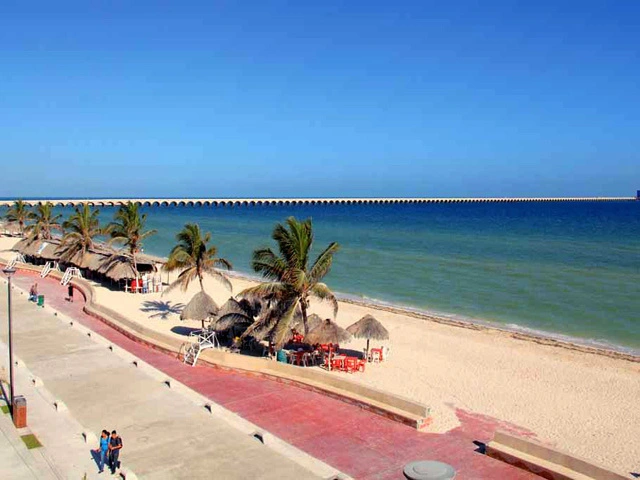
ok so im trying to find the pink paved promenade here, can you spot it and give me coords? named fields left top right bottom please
left=13, top=271, right=538, bottom=479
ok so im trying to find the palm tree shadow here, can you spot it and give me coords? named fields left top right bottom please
left=140, top=300, right=184, bottom=320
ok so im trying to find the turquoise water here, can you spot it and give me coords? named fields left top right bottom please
left=6, top=201, right=640, bottom=354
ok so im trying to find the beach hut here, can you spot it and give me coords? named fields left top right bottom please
left=305, top=318, right=352, bottom=345
left=97, top=252, right=160, bottom=289
left=346, top=314, right=389, bottom=359
left=1, top=221, right=22, bottom=236
left=14, top=238, right=64, bottom=264
left=181, top=291, right=219, bottom=329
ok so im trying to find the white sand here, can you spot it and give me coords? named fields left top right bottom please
left=1, top=236, right=638, bottom=474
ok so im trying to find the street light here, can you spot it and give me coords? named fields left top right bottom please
left=2, top=267, right=16, bottom=417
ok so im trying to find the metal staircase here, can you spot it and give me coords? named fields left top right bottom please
left=183, top=343, right=202, bottom=366
left=6, top=254, right=25, bottom=269
left=40, top=261, right=59, bottom=278
left=61, top=267, right=82, bottom=286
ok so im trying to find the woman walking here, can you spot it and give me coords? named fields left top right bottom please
left=94, top=430, right=109, bottom=474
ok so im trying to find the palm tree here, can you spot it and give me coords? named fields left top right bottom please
left=240, top=216, right=339, bottom=347
left=5, top=199, right=30, bottom=236
left=107, top=202, right=157, bottom=277
left=60, top=203, right=102, bottom=264
left=25, top=202, right=62, bottom=240
left=164, top=223, right=232, bottom=294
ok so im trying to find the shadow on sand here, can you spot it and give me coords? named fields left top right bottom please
left=170, top=326, right=201, bottom=337
left=140, top=300, right=184, bottom=320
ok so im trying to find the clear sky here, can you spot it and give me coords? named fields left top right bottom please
left=1, top=1, right=638, bottom=198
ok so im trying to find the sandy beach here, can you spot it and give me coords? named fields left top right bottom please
left=1, top=236, right=638, bottom=474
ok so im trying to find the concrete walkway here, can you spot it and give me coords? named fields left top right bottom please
left=9, top=270, right=539, bottom=480
left=0, top=399, right=60, bottom=480
left=0, top=278, right=323, bottom=479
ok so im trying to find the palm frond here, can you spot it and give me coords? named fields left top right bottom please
left=310, top=282, right=338, bottom=317
left=309, top=242, right=340, bottom=282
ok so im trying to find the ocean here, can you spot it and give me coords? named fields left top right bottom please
left=4, top=201, right=640, bottom=354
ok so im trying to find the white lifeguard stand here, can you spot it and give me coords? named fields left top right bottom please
left=182, top=328, right=219, bottom=366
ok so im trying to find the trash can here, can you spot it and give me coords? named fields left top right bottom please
left=13, top=396, right=27, bottom=428
left=37, top=295, right=45, bottom=307
left=276, top=349, right=288, bottom=363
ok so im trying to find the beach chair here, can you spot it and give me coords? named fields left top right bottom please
left=344, top=357, right=359, bottom=373
left=369, top=348, right=382, bottom=363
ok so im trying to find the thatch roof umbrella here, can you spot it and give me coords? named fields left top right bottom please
left=346, top=314, right=389, bottom=358
left=305, top=319, right=351, bottom=371
left=214, top=297, right=254, bottom=332
left=305, top=318, right=351, bottom=345
left=181, top=291, right=219, bottom=329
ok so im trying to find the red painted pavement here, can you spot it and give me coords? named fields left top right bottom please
left=12, top=271, right=539, bottom=479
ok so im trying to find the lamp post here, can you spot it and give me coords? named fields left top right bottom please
left=2, top=267, right=15, bottom=416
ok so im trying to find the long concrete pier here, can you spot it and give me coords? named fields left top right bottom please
left=0, top=196, right=637, bottom=208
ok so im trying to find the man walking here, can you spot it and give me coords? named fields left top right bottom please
left=108, top=430, right=123, bottom=475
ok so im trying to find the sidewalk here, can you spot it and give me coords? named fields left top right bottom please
left=0, top=398, right=59, bottom=480
left=7, top=270, right=538, bottom=479
left=0, top=278, right=324, bottom=479
left=0, top=351, right=97, bottom=479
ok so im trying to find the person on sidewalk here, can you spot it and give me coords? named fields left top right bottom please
left=67, top=284, right=74, bottom=303
left=94, top=430, right=110, bottom=474
left=108, top=430, right=123, bottom=474
left=29, top=283, right=38, bottom=302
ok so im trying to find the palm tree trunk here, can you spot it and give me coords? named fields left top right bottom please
left=131, top=248, right=138, bottom=279
left=198, top=274, right=205, bottom=292
left=300, top=299, right=309, bottom=336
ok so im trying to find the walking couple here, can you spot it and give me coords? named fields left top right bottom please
left=94, top=429, right=123, bottom=474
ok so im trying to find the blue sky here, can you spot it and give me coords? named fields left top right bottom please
left=1, top=1, right=638, bottom=198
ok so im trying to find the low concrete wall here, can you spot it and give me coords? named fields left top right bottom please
left=486, top=431, right=629, bottom=480
left=8, top=263, right=430, bottom=429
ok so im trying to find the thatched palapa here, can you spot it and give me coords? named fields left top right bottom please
left=346, top=314, right=389, bottom=356
left=14, top=238, right=64, bottom=261
left=304, top=318, right=351, bottom=345
left=181, top=291, right=219, bottom=329
left=346, top=314, right=389, bottom=340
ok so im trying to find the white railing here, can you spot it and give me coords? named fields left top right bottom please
left=183, top=329, right=219, bottom=366
left=6, top=254, right=25, bottom=269
left=61, top=267, right=82, bottom=286
left=40, top=261, right=59, bottom=278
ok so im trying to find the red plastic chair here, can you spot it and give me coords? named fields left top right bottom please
left=344, top=357, right=358, bottom=373
left=331, top=357, right=345, bottom=371
left=369, top=348, right=382, bottom=363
